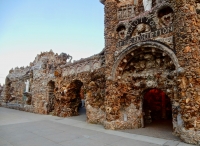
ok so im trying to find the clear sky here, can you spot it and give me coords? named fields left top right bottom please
left=0, top=0, right=104, bottom=85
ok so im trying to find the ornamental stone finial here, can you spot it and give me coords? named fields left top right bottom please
left=99, top=0, right=105, bottom=4
left=143, top=0, right=152, bottom=11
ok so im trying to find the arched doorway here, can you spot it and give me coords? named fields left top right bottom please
left=108, top=42, right=180, bottom=139
left=47, top=81, right=55, bottom=115
left=67, top=80, right=85, bottom=116
left=79, top=85, right=86, bottom=115
left=143, top=88, right=172, bottom=125
left=53, top=79, right=86, bottom=118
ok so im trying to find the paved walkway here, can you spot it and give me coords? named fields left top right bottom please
left=0, top=107, right=193, bottom=146
left=120, top=120, right=180, bottom=141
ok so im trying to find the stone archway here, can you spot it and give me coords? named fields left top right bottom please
left=54, top=79, right=86, bottom=117
left=119, top=45, right=177, bottom=130
left=105, top=42, right=180, bottom=131
left=72, top=80, right=84, bottom=115
left=65, top=79, right=83, bottom=116
left=111, top=41, right=180, bottom=80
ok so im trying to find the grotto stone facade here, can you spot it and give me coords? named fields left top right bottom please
left=0, top=84, right=4, bottom=104
left=2, top=0, right=200, bottom=144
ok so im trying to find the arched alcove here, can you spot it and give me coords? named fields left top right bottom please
left=106, top=42, right=179, bottom=133
left=111, top=41, right=180, bottom=80
left=67, top=80, right=84, bottom=116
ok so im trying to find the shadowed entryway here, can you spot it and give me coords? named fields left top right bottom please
left=143, top=89, right=172, bottom=124
left=120, top=89, right=179, bottom=141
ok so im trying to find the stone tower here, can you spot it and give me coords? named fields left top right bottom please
left=101, top=0, right=200, bottom=144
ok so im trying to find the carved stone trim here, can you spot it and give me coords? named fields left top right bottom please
left=111, top=41, right=180, bottom=80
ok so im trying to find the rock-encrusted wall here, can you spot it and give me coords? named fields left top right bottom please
left=105, top=46, right=177, bottom=130
left=173, top=0, right=200, bottom=144
left=30, top=50, right=72, bottom=114
left=104, top=0, right=119, bottom=129
left=0, top=49, right=106, bottom=125
left=2, top=0, right=200, bottom=144
left=86, top=68, right=106, bottom=124
left=1, top=50, right=74, bottom=113
left=3, top=67, right=30, bottom=105
left=102, top=0, right=200, bottom=144
left=0, top=84, right=4, bottom=105
left=51, top=52, right=105, bottom=124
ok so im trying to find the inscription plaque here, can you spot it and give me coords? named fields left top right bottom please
left=117, top=25, right=173, bottom=47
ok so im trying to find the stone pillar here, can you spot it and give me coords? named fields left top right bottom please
left=104, top=0, right=118, bottom=82
left=174, top=0, right=200, bottom=144
left=103, top=0, right=119, bottom=129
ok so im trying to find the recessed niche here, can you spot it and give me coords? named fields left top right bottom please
left=158, top=6, right=173, bottom=26
left=117, top=25, right=126, bottom=39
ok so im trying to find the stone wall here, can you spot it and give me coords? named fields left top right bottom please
left=1, top=49, right=106, bottom=124
left=0, top=84, right=4, bottom=105
left=3, top=67, right=30, bottom=105
left=52, top=53, right=106, bottom=124
left=102, top=0, right=200, bottom=144
left=172, top=0, right=200, bottom=144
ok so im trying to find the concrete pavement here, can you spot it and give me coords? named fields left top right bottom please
left=0, top=107, right=193, bottom=146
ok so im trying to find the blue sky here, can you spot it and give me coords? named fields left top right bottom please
left=0, top=0, right=104, bottom=85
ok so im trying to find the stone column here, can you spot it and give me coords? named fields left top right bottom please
left=103, top=0, right=119, bottom=129
left=104, top=0, right=118, bottom=82
left=174, top=0, right=200, bottom=144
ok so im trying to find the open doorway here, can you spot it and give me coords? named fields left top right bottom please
left=143, top=89, right=172, bottom=124
left=71, top=80, right=86, bottom=117
left=67, top=80, right=86, bottom=121
left=47, top=81, right=55, bottom=115
left=68, top=80, right=85, bottom=115
left=142, top=88, right=173, bottom=137
left=120, top=88, right=177, bottom=140
left=79, top=85, right=86, bottom=116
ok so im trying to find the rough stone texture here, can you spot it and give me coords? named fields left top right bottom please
left=1, top=50, right=106, bottom=124
left=0, top=84, right=4, bottom=105
left=1, top=0, right=200, bottom=144
left=102, top=0, right=200, bottom=144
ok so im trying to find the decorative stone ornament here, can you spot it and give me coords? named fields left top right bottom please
left=143, top=0, right=152, bottom=11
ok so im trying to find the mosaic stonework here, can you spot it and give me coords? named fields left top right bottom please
left=1, top=0, right=200, bottom=144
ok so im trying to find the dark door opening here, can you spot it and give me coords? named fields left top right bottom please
left=67, top=80, right=86, bottom=122
left=120, top=88, right=177, bottom=140
left=47, top=81, right=55, bottom=115
left=69, top=80, right=85, bottom=116
left=79, top=85, right=86, bottom=115
left=143, top=89, right=172, bottom=125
